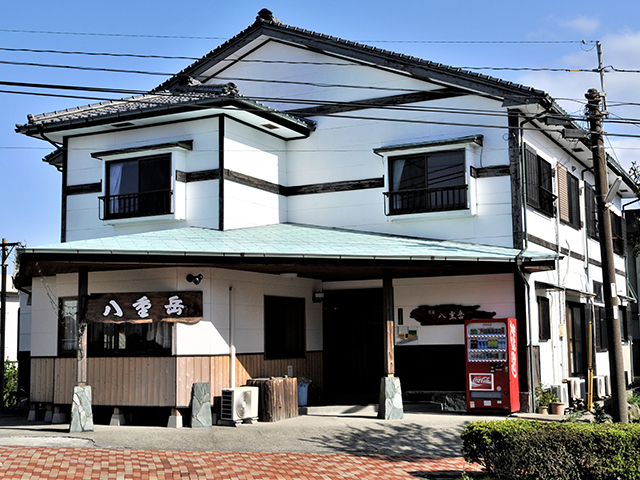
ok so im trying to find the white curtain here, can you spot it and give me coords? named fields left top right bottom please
left=109, top=163, right=123, bottom=214
left=391, top=159, right=405, bottom=209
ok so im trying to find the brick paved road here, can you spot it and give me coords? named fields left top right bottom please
left=0, top=447, right=481, bottom=479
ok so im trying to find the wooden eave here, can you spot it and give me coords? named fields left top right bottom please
left=15, top=250, right=554, bottom=287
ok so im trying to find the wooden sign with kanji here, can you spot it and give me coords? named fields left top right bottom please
left=86, top=291, right=203, bottom=324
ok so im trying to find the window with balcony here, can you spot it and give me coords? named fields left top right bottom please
left=525, top=147, right=554, bottom=217
left=386, top=150, right=467, bottom=215
left=100, top=154, right=172, bottom=220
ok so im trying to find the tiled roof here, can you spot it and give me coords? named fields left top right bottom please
left=19, top=223, right=555, bottom=264
left=20, top=82, right=237, bottom=128
left=16, top=81, right=314, bottom=132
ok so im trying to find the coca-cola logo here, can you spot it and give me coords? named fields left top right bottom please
left=510, top=323, right=518, bottom=380
left=470, top=373, right=493, bottom=390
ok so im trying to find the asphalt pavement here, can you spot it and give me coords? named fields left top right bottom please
left=0, top=409, right=505, bottom=457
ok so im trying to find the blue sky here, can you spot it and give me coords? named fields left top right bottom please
left=2, top=0, right=640, bottom=272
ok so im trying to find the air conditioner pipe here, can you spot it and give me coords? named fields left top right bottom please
left=229, top=286, right=236, bottom=389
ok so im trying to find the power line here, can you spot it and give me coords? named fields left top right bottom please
left=0, top=28, right=591, bottom=45
left=0, top=48, right=617, bottom=73
left=6, top=79, right=640, bottom=127
left=0, top=59, right=171, bottom=76
left=0, top=28, right=228, bottom=40
left=0, top=46, right=199, bottom=61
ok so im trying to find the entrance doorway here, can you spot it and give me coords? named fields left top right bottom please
left=322, top=289, right=384, bottom=405
left=567, top=302, right=587, bottom=377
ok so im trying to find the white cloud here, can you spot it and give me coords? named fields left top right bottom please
left=557, top=16, right=601, bottom=35
left=514, top=27, right=640, bottom=171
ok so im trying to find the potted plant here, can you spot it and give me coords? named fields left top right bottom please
left=535, top=385, right=559, bottom=414
left=550, top=400, right=565, bottom=415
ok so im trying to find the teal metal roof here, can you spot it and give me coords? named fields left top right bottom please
left=19, top=223, right=555, bottom=264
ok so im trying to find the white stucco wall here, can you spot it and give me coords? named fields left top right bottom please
left=28, top=267, right=323, bottom=358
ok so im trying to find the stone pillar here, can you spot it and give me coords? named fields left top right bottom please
left=167, top=408, right=182, bottom=428
left=51, top=406, right=67, bottom=424
left=191, top=383, right=212, bottom=428
left=378, top=376, right=403, bottom=420
left=43, top=404, right=53, bottom=422
left=70, top=385, right=94, bottom=432
left=27, top=404, right=37, bottom=422
left=110, top=407, right=126, bottom=426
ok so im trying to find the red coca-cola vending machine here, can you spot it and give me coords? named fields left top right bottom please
left=465, top=318, right=520, bottom=413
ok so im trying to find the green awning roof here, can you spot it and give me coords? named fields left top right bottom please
left=19, top=223, right=554, bottom=263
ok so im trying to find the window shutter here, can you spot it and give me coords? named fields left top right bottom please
left=585, top=183, right=598, bottom=238
left=557, top=164, right=569, bottom=222
left=525, top=147, right=539, bottom=208
left=625, top=307, right=633, bottom=342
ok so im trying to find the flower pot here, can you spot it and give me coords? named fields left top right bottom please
left=550, top=402, right=565, bottom=415
left=538, top=406, right=549, bottom=414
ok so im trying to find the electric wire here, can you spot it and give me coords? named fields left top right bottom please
left=0, top=28, right=591, bottom=44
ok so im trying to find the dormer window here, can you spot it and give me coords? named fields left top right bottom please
left=387, top=150, right=467, bottom=214
left=100, top=154, right=172, bottom=220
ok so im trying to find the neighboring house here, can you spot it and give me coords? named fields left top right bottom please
left=1, top=274, right=20, bottom=362
left=13, top=9, right=637, bottom=422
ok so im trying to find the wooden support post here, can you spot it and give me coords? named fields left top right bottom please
left=382, top=276, right=395, bottom=376
left=77, top=268, right=88, bottom=385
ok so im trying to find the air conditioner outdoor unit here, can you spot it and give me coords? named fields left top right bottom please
left=220, top=386, right=259, bottom=425
left=550, top=384, right=569, bottom=405
left=594, top=376, right=608, bottom=399
left=568, top=377, right=586, bottom=400
left=604, top=375, right=611, bottom=396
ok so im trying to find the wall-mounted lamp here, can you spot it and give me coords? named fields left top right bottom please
left=312, top=291, right=325, bottom=303
left=186, top=273, right=203, bottom=285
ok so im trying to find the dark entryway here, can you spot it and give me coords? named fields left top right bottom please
left=567, top=302, right=588, bottom=377
left=322, top=289, right=384, bottom=405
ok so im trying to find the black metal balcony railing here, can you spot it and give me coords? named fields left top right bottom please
left=99, top=190, right=173, bottom=220
left=384, top=185, right=468, bottom=215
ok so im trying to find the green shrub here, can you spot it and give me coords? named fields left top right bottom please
left=461, top=419, right=640, bottom=480
left=3, top=360, right=18, bottom=407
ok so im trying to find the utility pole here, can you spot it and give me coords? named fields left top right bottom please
left=585, top=89, right=628, bottom=422
left=1, top=239, right=21, bottom=410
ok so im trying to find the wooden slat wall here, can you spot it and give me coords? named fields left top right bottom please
left=87, top=357, right=177, bottom=406
left=53, top=358, right=76, bottom=404
left=30, top=358, right=55, bottom=403
left=175, top=356, right=212, bottom=407
left=31, top=352, right=322, bottom=408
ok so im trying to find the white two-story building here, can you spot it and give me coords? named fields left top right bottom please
left=13, top=9, right=637, bottom=422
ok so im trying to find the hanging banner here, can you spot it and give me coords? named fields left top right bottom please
left=86, top=291, right=203, bottom=324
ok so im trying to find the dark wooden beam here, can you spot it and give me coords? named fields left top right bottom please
left=90, top=140, right=193, bottom=159
left=284, top=89, right=466, bottom=118
left=65, top=182, right=102, bottom=196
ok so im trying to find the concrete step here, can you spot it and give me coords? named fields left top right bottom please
left=299, top=405, right=378, bottom=416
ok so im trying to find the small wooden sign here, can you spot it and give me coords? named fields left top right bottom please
left=410, top=304, right=496, bottom=326
left=86, top=291, right=203, bottom=324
